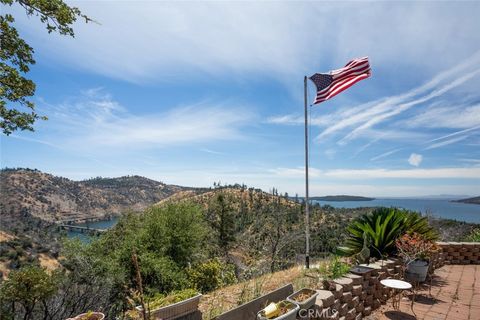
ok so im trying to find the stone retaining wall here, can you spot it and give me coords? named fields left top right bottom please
left=436, top=242, right=480, bottom=265
left=313, top=258, right=403, bottom=320
left=215, top=242, right=480, bottom=320
left=311, top=242, right=480, bottom=320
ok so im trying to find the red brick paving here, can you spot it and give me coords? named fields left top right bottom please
left=370, top=265, right=480, bottom=320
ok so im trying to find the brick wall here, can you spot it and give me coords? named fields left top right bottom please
left=435, top=242, right=480, bottom=265
left=314, top=258, right=404, bottom=320
left=311, top=243, right=480, bottom=319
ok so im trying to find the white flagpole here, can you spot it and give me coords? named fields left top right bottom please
left=304, top=75, right=310, bottom=269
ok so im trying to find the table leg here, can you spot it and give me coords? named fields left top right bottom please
left=410, top=288, right=416, bottom=317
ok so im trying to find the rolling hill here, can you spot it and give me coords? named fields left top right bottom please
left=0, top=168, right=192, bottom=223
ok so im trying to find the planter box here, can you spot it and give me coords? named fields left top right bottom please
left=257, top=301, right=299, bottom=320
left=138, top=294, right=202, bottom=320
left=286, top=288, right=318, bottom=310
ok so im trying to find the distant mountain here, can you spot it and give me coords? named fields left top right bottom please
left=453, top=196, right=480, bottom=205
left=308, top=195, right=375, bottom=202
left=0, top=168, right=192, bottom=223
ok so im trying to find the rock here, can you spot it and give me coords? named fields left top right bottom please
left=334, top=277, right=354, bottom=292
left=316, top=289, right=335, bottom=308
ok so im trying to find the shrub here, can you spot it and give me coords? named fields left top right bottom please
left=187, top=258, right=237, bottom=293
left=395, top=232, right=439, bottom=262
left=465, top=228, right=480, bottom=242
left=318, top=255, right=351, bottom=280
left=338, top=207, right=438, bottom=258
left=0, top=266, right=59, bottom=320
left=145, top=288, right=198, bottom=310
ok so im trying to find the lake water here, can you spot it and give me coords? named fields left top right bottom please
left=67, top=198, right=480, bottom=239
left=313, top=198, right=480, bottom=223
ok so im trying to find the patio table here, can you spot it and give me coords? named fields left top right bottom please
left=380, top=279, right=415, bottom=315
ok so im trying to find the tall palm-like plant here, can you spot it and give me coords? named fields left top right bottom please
left=337, top=207, right=438, bottom=259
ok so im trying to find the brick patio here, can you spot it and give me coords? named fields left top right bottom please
left=370, top=264, right=480, bottom=320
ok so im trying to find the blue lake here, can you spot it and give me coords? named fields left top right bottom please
left=67, top=198, right=480, bottom=239
left=313, top=198, right=480, bottom=223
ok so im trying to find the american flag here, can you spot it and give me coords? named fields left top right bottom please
left=309, top=57, right=371, bottom=105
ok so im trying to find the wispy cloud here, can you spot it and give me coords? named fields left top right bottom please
left=425, top=135, right=470, bottom=150
left=325, top=167, right=480, bottom=179
left=337, top=67, right=480, bottom=144
left=370, top=149, right=402, bottom=161
left=9, top=2, right=480, bottom=83
left=270, top=166, right=480, bottom=179
left=34, top=90, right=254, bottom=152
left=268, top=167, right=322, bottom=178
left=424, top=125, right=480, bottom=150
left=407, top=103, right=480, bottom=129
left=200, top=148, right=225, bottom=155
left=459, top=158, right=480, bottom=165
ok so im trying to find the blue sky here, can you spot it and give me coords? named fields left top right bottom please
left=1, top=1, right=480, bottom=197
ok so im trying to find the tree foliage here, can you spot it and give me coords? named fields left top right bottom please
left=0, top=265, right=58, bottom=319
left=0, top=0, right=90, bottom=135
left=207, top=192, right=236, bottom=255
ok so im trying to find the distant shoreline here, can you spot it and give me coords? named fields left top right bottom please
left=308, top=195, right=375, bottom=202
left=452, top=196, right=480, bottom=205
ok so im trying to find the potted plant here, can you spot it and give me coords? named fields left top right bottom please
left=136, top=289, right=201, bottom=320
left=395, top=232, right=439, bottom=282
left=286, top=288, right=318, bottom=310
left=67, top=311, right=105, bottom=320
left=257, top=300, right=299, bottom=320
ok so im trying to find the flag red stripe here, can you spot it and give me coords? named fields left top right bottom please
left=314, top=73, right=370, bottom=103
left=316, top=66, right=371, bottom=97
left=332, top=62, right=370, bottom=80
left=315, top=61, right=370, bottom=95
left=316, top=73, right=370, bottom=102
left=331, top=57, right=369, bottom=75
left=311, top=57, right=371, bottom=105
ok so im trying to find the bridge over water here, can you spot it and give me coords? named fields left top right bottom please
left=59, top=225, right=106, bottom=236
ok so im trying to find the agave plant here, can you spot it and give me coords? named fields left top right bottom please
left=337, top=207, right=438, bottom=259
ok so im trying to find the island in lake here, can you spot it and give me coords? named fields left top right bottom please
left=453, top=196, right=480, bottom=205
left=310, top=195, right=375, bottom=202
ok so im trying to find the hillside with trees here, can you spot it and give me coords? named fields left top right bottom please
left=0, top=168, right=192, bottom=223
left=1, top=171, right=479, bottom=319
left=0, top=184, right=371, bottom=319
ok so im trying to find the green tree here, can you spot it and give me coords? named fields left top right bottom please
left=0, top=0, right=90, bottom=135
left=0, top=265, right=58, bottom=320
left=207, top=192, right=236, bottom=255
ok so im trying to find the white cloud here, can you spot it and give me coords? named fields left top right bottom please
left=268, top=167, right=322, bottom=178
left=268, top=51, right=480, bottom=149
left=34, top=90, right=253, bottom=151
left=408, top=104, right=480, bottom=129
left=337, top=67, right=480, bottom=144
left=425, top=136, right=470, bottom=150
left=324, top=167, right=480, bottom=179
left=371, top=149, right=402, bottom=161
left=7, top=2, right=480, bottom=82
left=270, top=166, right=480, bottom=180
left=424, top=126, right=480, bottom=150
left=408, top=153, right=423, bottom=167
